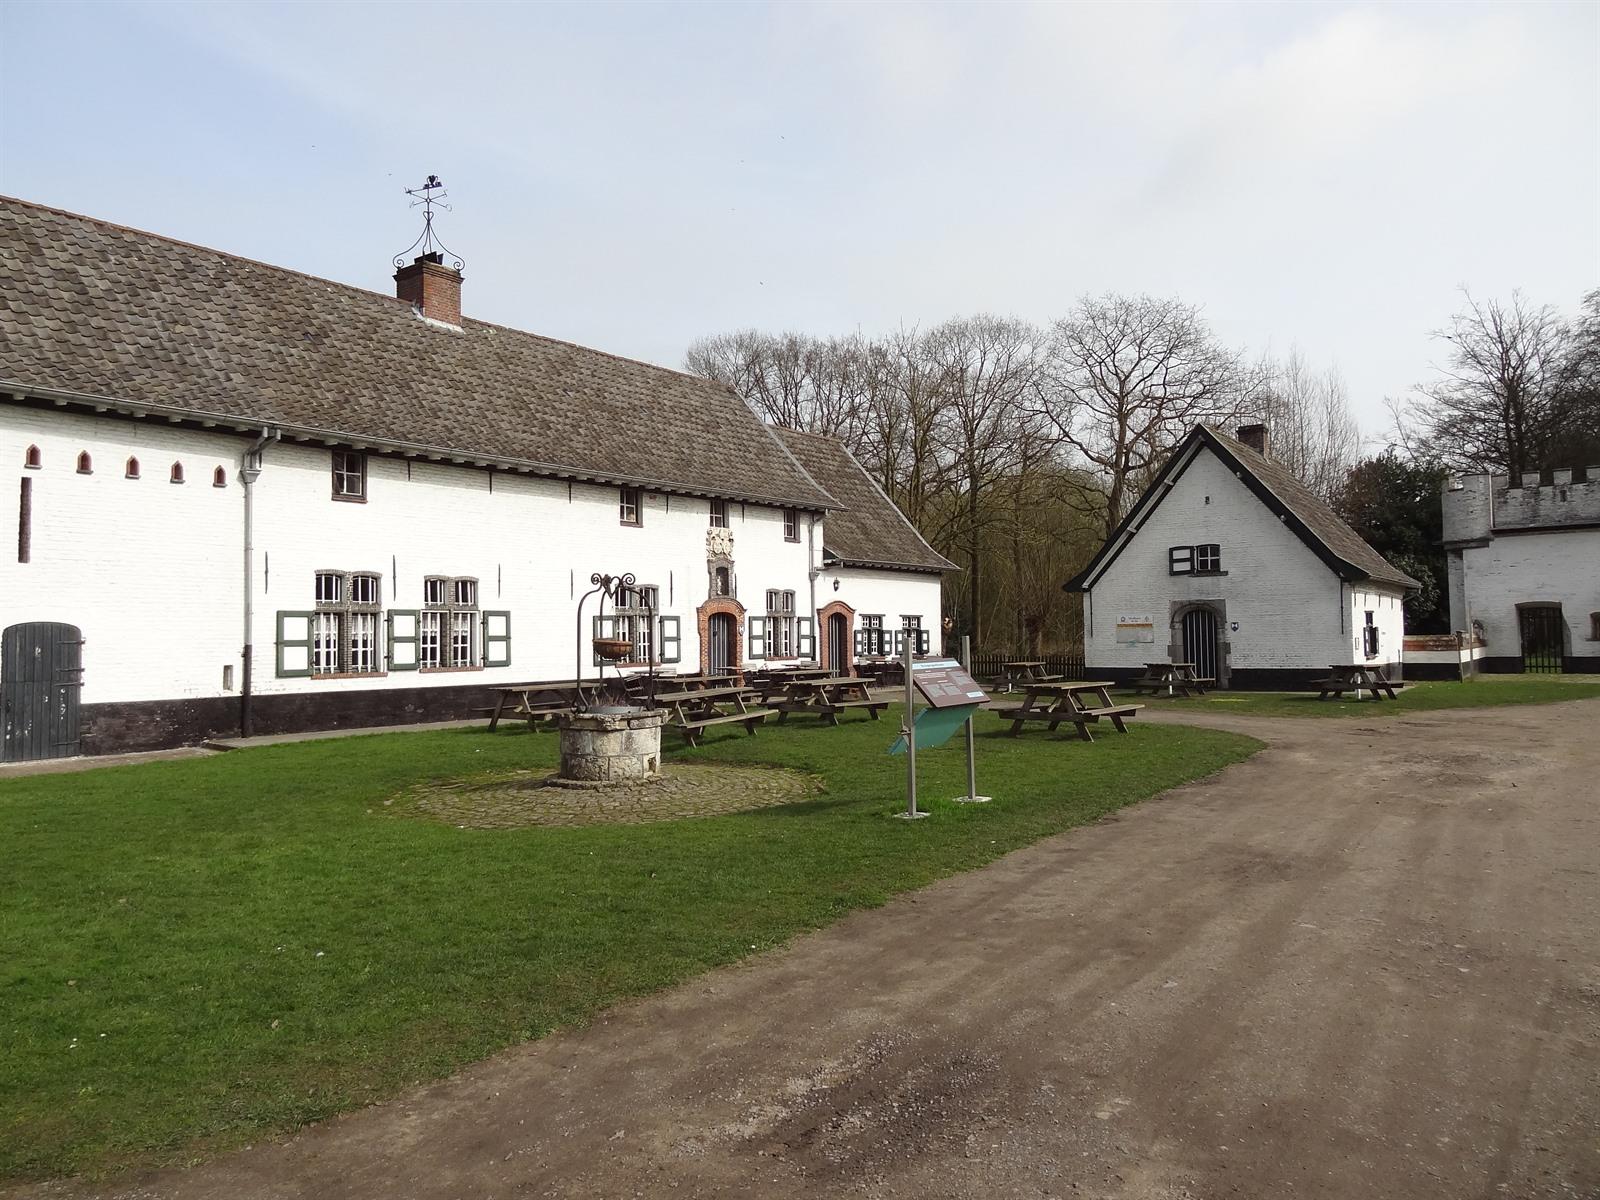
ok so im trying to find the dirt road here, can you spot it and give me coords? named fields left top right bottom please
left=35, top=701, right=1600, bottom=1199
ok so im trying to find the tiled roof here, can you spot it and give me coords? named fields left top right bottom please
left=1203, top=427, right=1419, bottom=589
left=0, top=196, right=836, bottom=510
left=1066, top=424, right=1419, bottom=592
left=773, top=427, right=957, bottom=573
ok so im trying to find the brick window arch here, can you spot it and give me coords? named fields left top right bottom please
left=125, top=456, right=140, bottom=479
left=817, top=599, right=857, bottom=674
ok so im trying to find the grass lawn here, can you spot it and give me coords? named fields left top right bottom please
left=0, top=708, right=1258, bottom=1183
left=1116, top=673, right=1600, bottom=718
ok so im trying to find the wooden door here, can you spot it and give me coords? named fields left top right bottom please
left=2, top=622, right=84, bottom=762
left=828, top=614, right=849, bottom=674
left=707, top=613, right=735, bottom=674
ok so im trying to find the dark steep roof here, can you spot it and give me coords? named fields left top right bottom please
left=1065, top=424, right=1419, bottom=592
left=774, top=428, right=957, bottom=573
left=0, top=196, right=836, bottom=509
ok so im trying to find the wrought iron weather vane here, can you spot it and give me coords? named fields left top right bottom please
left=393, top=174, right=465, bottom=270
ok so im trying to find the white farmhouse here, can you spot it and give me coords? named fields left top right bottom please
left=1442, top=468, right=1600, bottom=674
left=0, top=197, right=948, bottom=760
left=1065, top=424, right=1418, bottom=688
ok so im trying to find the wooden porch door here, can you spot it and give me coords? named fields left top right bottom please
left=2, top=622, right=84, bottom=762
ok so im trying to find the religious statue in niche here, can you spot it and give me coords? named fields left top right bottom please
left=706, top=527, right=736, bottom=599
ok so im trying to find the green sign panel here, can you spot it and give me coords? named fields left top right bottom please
left=888, top=702, right=980, bottom=754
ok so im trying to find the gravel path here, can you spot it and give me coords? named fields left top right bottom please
left=29, top=699, right=1600, bottom=1200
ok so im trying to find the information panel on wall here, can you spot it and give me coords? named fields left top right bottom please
left=1114, top=614, right=1156, bottom=644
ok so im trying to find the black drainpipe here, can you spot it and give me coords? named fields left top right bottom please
left=239, top=428, right=279, bottom=738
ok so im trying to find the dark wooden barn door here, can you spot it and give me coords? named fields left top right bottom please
left=1518, top=605, right=1565, bottom=674
left=2, top=622, right=84, bottom=762
left=707, top=613, right=735, bottom=674
left=1180, top=608, right=1219, bottom=685
left=828, top=614, right=849, bottom=674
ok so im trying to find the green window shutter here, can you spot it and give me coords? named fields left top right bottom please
left=853, top=628, right=866, bottom=658
left=275, top=611, right=315, bottom=678
left=893, top=629, right=906, bottom=658
left=386, top=609, right=420, bottom=671
left=917, top=629, right=930, bottom=655
left=482, top=610, right=511, bottom=668
left=748, top=616, right=766, bottom=660
left=659, top=615, right=681, bottom=665
left=796, top=616, right=815, bottom=660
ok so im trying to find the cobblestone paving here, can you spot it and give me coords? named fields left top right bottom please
left=394, top=762, right=823, bottom=828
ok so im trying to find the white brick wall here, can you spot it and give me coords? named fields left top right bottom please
left=2, top=406, right=245, bottom=703
left=819, top=566, right=943, bottom=653
left=1084, top=448, right=1406, bottom=674
left=5, top=405, right=917, bottom=713
left=1451, top=528, right=1600, bottom=659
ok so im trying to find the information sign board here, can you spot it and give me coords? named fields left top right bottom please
left=909, top=658, right=989, bottom=708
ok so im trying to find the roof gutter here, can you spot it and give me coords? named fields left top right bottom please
left=1, top=380, right=844, bottom=513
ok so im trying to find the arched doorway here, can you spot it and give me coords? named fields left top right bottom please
left=828, top=614, right=849, bottom=672
left=816, top=599, right=857, bottom=675
left=1174, top=604, right=1224, bottom=687
left=696, top=596, right=746, bottom=675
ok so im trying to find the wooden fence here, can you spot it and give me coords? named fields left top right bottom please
left=966, top=650, right=1086, bottom=684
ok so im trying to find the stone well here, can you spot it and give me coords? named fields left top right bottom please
left=556, top=706, right=667, bottom=784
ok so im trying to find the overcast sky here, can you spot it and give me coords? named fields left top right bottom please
left=2, top=0, right=1595, bottom=441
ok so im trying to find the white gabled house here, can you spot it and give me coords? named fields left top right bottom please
left=1064, top=424, right=1418, bottom=689
left=0, top=196, right=949, bottom=760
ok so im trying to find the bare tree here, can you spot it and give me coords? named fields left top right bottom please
left=1037, top=295, right=1253, bottom=539
left=923, top=315, right=1047, bottom=645
left=1397, top=289, right=1573, bottom=477
left=1253, top=347, right=1361, bottom=500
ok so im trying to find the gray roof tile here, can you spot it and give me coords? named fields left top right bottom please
left=0, top=196, right=836, bottom=510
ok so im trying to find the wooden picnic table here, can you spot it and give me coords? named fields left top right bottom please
left=1129, top=661, right=1213, bottom=698
left=1002, top=660, right=1063, bottom=692
left=1310, top=663, right=1404, bottom=701
left=484, top=680, right=598, bottom=731
left=653, top=684, right=774, bottom=746
left=770, top=674, right=888, bottom=726
left=990, top=680, right=1143, bottom=741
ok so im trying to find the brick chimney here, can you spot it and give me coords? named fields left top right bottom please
left=1236, top=423, right=1270, bottom=457
left=394, top=252, right=463, bottom=327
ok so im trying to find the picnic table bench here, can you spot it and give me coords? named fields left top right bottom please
left=989, top=680, right=1143, bottom=742
left=770, top=675, right=888, bottom=726
left=653, top=684, right=773, bottom=746
left=1001, top=660, right=1064, bottom=692
left=1310, top=664, right=1404, bottom=701
left=484, top=680, right=598, bottom=731
left=1129, top=661, right=1214, bottom=697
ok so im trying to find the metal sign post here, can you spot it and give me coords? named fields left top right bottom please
left=951, top=634, right=991, bottom=804
left=894, top=635, right=928, bottom=820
